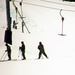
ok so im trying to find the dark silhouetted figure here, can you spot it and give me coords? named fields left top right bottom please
left=19, top=41, right=26, bottom=60
left=5, top=43, right=11, bottom=60
left=38, top=42, right=48, bottom=59
left=13, top=20, right=16, bottom=28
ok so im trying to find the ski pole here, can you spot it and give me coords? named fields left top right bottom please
left=18, top=47, right=21, bottom=57
left=0, top=51, right=6, bottom=60
left=3, top=52, right=7, bottom=60
left=18, top=50, right=20, bottom=57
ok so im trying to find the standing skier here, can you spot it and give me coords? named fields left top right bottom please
left=5, top=43, right=11, bottom=60
left=19, top=41, right=26, bottom=60
left=38, top=42, right=48, bottom=59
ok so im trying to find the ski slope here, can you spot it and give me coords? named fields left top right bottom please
left=0, top=0, right=75, bottom=75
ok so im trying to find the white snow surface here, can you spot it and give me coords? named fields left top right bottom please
left=0, top=0, right=75, bottom=75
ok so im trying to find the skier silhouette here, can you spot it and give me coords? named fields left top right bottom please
left=19, top=41, right=26, bottom=60
left=38, top=42, right=48, bottom=59
left=5, top=43, right=11, bottom=60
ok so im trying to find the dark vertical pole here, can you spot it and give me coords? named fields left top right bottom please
left=15, top=6, right=18, bottom=24
left=20, top=1, right=24, bottom=33
left=6, top=0, right=11, bottom=30
left=22, top=21, right=24, bottom=33
left=4, top=0, right=12, bottom=45
left=61, top=17, right=64, bottom=35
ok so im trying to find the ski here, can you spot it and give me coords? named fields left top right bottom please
left=0, top=59, right=17, bottom=62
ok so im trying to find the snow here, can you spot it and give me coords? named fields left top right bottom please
left=0, top=0, right=75, bottom=75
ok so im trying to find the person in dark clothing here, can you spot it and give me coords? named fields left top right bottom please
left=19, top=41, right=26, bottom=60
left=5, top=43, right=11, bottom=60
left=38, top=42, right=48, bottom=59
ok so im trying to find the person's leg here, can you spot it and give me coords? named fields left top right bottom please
left=38, top=52, right=42, bottom=59
left=43, top=52, right=48, bottom=59
left=22, top=52, right=26, bottom=60
left=8, top=52, right=11, bottom=60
